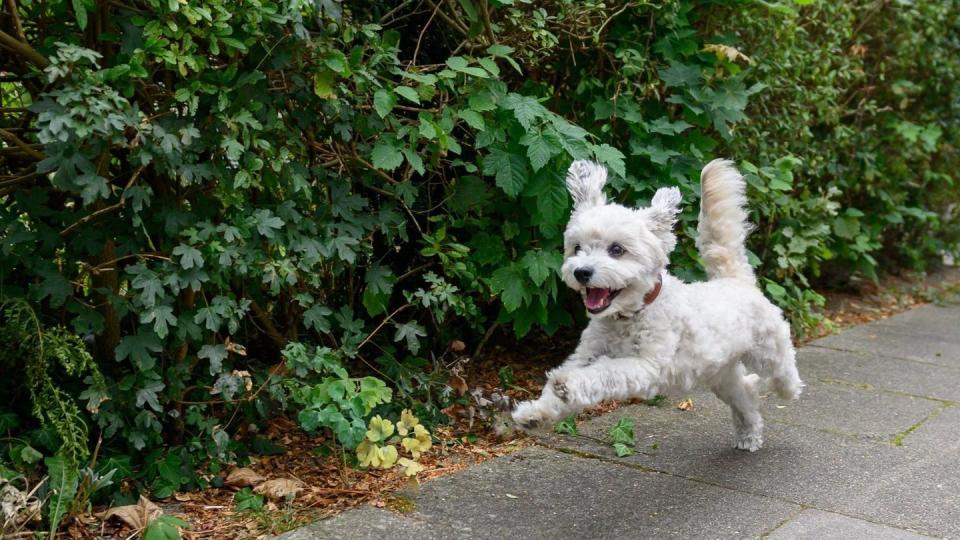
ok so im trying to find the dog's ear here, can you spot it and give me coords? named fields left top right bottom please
left=565, top=160, right=607, bottom=211
left=645, top=187, right=682, bottom=250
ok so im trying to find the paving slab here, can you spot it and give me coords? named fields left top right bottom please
left=767, top=509, right=933, bottom=539
left=280, top=446, right=800, bottom=540
left=762, top=377, right=941, bottom=441
left=861, top=304, right=960, bottom=339
left=811, top=308, right=960, bottom=368
left=796, top=347, right=960, bottom=402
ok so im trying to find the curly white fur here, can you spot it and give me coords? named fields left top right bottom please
left=513, top=159, right=803, bottom=452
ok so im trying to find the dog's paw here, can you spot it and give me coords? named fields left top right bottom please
left=511, top=401, right=553, bottom=433
left=735, top=433, right=763, bottom=452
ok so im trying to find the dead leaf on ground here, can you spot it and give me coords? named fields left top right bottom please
left=1, top=478, right=42, bottom=527
left=253, top=478, right=304, bottom=501
left=677, top=398, right=694, bottom=411
left=97, top=495, right=162, bottom=530
left=225, top=467, right=265, bottom=488
left=447, top=374, right=468, bottom=396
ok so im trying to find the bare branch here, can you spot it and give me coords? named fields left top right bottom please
left=0, top=127, right=43, bottom=160
left=0, top=30, right=49, bottom=68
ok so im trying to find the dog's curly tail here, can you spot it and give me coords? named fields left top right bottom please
left=696, top=159, right=755, bottom=283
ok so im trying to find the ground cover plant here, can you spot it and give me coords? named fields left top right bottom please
left=1, top=0, right=957, bottom=536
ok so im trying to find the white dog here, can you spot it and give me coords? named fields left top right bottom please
left=511, top=159, right=802, bottom=451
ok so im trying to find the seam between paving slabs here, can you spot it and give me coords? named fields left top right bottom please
left=813, top=375, right=956, bottom=446
left=816, top=377, right=956, bottom=405
left=757, top=507, right=807, bottom=539
left=806, top=344, right=960, bottom=371
left=538, top=441, right=942, bottom=539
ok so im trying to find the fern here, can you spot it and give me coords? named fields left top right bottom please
left=0, top=299, right=106, bottom=468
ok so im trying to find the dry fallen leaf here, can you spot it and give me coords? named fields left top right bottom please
left=677, top=398, right=694, bottom=411
left=98, top=495, right=162, bottom=530
left=225, top=467, right=266, bottom=488
left=447, top=374, right=468, bottom=396
left=1, top=479, right=42, bottom=527
left=253, top=478, right=304, bottom=501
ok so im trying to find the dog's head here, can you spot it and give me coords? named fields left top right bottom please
left=561, top=160, right=681, bottom=318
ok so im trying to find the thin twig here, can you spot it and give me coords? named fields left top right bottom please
left=60, top=167, right=144, bottom=237
left=357, top=303, right=413, bottom=351
left=472, top=321, right=500, bottom=360
left=411, top=0, right=441, bottom=68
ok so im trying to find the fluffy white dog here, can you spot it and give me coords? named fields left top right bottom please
left=511, top=159, right=803, bottom=451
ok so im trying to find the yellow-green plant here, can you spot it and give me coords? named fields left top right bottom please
left=356, top=410, right=431, bottom=480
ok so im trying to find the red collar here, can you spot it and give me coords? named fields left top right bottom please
left=643, top=275, right=663, bottom=305
left=615, top=274, right=663, bottom=320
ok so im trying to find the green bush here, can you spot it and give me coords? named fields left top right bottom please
left=1, top=0, right=957, bottom=531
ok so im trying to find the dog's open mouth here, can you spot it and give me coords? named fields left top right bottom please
left=584, top=287, right=621, bottom=313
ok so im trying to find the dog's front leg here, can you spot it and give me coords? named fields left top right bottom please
left=512, top=356, right=663, bottom=431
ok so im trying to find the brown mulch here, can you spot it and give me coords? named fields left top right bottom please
left=77, top=266, right=960, bottom=539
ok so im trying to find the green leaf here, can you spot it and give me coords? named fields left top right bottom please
left=371, top=140, right=404, bottom=171
left=234, top=488, right=265, bottom=512
left=458, top=109, right=486, bottom=130
left=401, top=148, right=425, bottom=176
left=45, top=455, right=79, bottom=534
left=520, top=130, right=560, bottom=171
left=219, top=36, right=247, bottom=52
left=482, top=147, right=528, bottom=197
left=141, top=305, right=177, bottom=339
left=115, top=329, right=163, bottom=370
left=612, top=442, right=634, bottom=457
left=198, top=344, right=228, bottom=375
left=489, top=266, right=529, bottom=312
left=393, top=321, right=427, bottom=354
left=362, top=266, right=396, bottom=316
left=143, top=515, right=189, bottom=540
left=592, top=143, right=626, bottom=178
left=323, top=51, right=350, bottom=76
left=521, top=250, right=560, bottom=286
left=501, top=94, right=545, bottom=129
left=172, top=244, right=204, bottom=270
left=446, top=56, right=489, bottom=78
left=313, top=70, right=336, bottom=99
left=20, top=445, right=43, bottom=464
left=373, top=89, right=397, bottom=118
left=609, top=418, right=635, bottom=445
left=72, top=0, right=88, bottom=29
left=554, top=416, right=578, bottom=435
left=304, top=304, right=333, bottom=333
left=394, top=86, right=420, bottom=104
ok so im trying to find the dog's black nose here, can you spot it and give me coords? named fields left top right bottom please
left=574, top=267, right=593, bottom=284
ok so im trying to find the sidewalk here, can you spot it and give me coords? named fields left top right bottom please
left=279, top=304, right=960, bottom=539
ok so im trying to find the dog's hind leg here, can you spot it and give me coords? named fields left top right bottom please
left=712, top=362, right=764, bottom=452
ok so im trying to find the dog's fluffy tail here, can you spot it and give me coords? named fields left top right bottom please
left=696, top=159, right=755, bottom=282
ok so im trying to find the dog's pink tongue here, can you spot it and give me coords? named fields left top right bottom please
left=585, top=288, right=611, bottom=310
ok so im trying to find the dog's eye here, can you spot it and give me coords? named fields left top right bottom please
left=608, top=243, right=625, bottom=257
left=574, top=244, right=582, bottom=253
